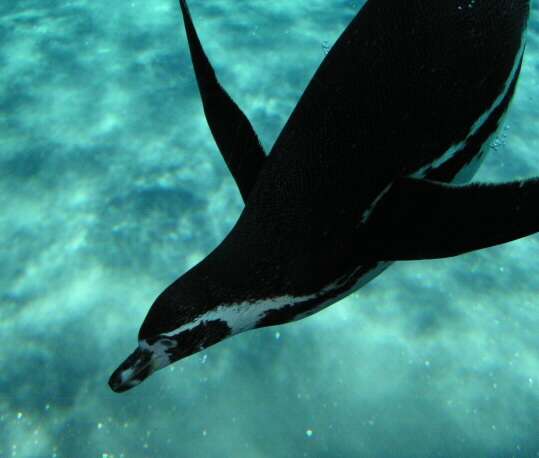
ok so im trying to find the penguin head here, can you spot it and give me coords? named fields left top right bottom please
left=108, top=320, right=230, bottom=393
left=108, top=274, right=232, bottom=393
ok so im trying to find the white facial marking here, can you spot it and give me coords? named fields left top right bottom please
left=125, top=378, right=142, bottom=388
left=139, top=339, right=177, bottom=371
left=158, top=262, right=390, bottom=339
left=120, top=367, right=134, bottom=384
left=160, top=295, right=318, bottom=337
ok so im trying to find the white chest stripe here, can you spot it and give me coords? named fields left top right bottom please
left=412, top=39, right=526, bottom=180
left=360, top=36, right=526, bottom=225
left=359, top=183, right=393, bottom=224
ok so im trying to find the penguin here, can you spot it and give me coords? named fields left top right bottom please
left=109, top=0, right=533, bottom=393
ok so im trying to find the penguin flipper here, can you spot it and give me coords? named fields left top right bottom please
left=179, top=0, right=265, bottom=202
left=360, top=177, right=539, bottom=260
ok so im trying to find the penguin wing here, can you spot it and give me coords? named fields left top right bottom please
left=180, top=0, right=266, bottom=202
left=359, top=177, right=539, bottom=260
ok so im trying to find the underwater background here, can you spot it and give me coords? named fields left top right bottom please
left=1, top=0, right=539, bottom=456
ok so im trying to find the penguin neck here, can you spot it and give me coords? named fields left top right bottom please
left=190, top=220, right=359, bottom=307
left=189, top=237, right=287, bottom=307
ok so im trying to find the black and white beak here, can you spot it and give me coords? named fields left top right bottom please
left=108, top=346, right=155, bottom=393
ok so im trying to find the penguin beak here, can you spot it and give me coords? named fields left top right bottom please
left=108, top=347, right=154, bottom=393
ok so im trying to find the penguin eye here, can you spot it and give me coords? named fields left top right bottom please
left=161, top=339, right=176, bottom=348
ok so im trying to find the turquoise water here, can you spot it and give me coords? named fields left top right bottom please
left=2, top=0, right=539, bottom=456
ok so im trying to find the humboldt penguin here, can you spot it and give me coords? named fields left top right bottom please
left=109, top=0, right=533, bottom=392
